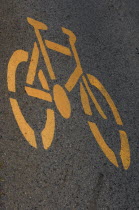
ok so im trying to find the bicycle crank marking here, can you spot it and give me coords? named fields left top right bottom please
left=7, top=17, right=131, bottom=170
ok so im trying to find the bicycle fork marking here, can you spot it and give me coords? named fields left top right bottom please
left=7, top=17, right=130, bottom=170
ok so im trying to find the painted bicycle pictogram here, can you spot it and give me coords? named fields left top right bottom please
left=7, top=17, right=130, bottom=169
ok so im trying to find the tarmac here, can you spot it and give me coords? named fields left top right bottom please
left=0, top=0, right=139, bottom=209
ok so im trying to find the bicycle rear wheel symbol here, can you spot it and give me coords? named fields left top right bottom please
left=7, top=17, right=130, bottom=169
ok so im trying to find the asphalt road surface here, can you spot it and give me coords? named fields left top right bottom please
left=0, top=0, right=139, bottom=209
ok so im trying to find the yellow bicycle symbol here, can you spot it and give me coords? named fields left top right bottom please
left=7, top=18, right=130, bottom=170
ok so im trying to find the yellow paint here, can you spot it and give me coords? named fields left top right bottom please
left=53, top=84, right=71, bottom=119
left=27, top=17, right=56, bottom=80
left=7, top=17, right=130, bottom=170
left=88, top=121, right=119, bottom=167
left=38, top=69, right=49, bottom=90
left=26, top=42, right=39, bottom=85
left=41, top=109, right=55, bottom=149
left=82, top=76, right=107, bottom=119
left=45, top=40, right=72, bottom=56
left=63, top=27, right=83, bottom=92
left=27, top=17, right=48, bottom=30
left=87, top=74, right=123, bottom=125
left=65, top=66, right=83, bottom=92
left=120, top=130, right=130, bottom=170
left=10, top=98, right=37, bottom=148
left=25, top=86, right=52, bottom=102
left=80, top=82, right=92, bottom=116
left=7, top=50, right=28, bottom=92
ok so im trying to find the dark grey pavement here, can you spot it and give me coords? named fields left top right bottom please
left=0, top=0, right=139, bottom=209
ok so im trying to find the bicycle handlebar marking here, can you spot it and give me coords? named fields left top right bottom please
left=7, top=17, right=131, bottom=170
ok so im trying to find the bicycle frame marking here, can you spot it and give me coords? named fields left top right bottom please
left=7, top=17, right=130, bottom=170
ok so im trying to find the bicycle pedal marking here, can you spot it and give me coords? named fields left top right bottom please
left=7, top=17, right=130, bottom=170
